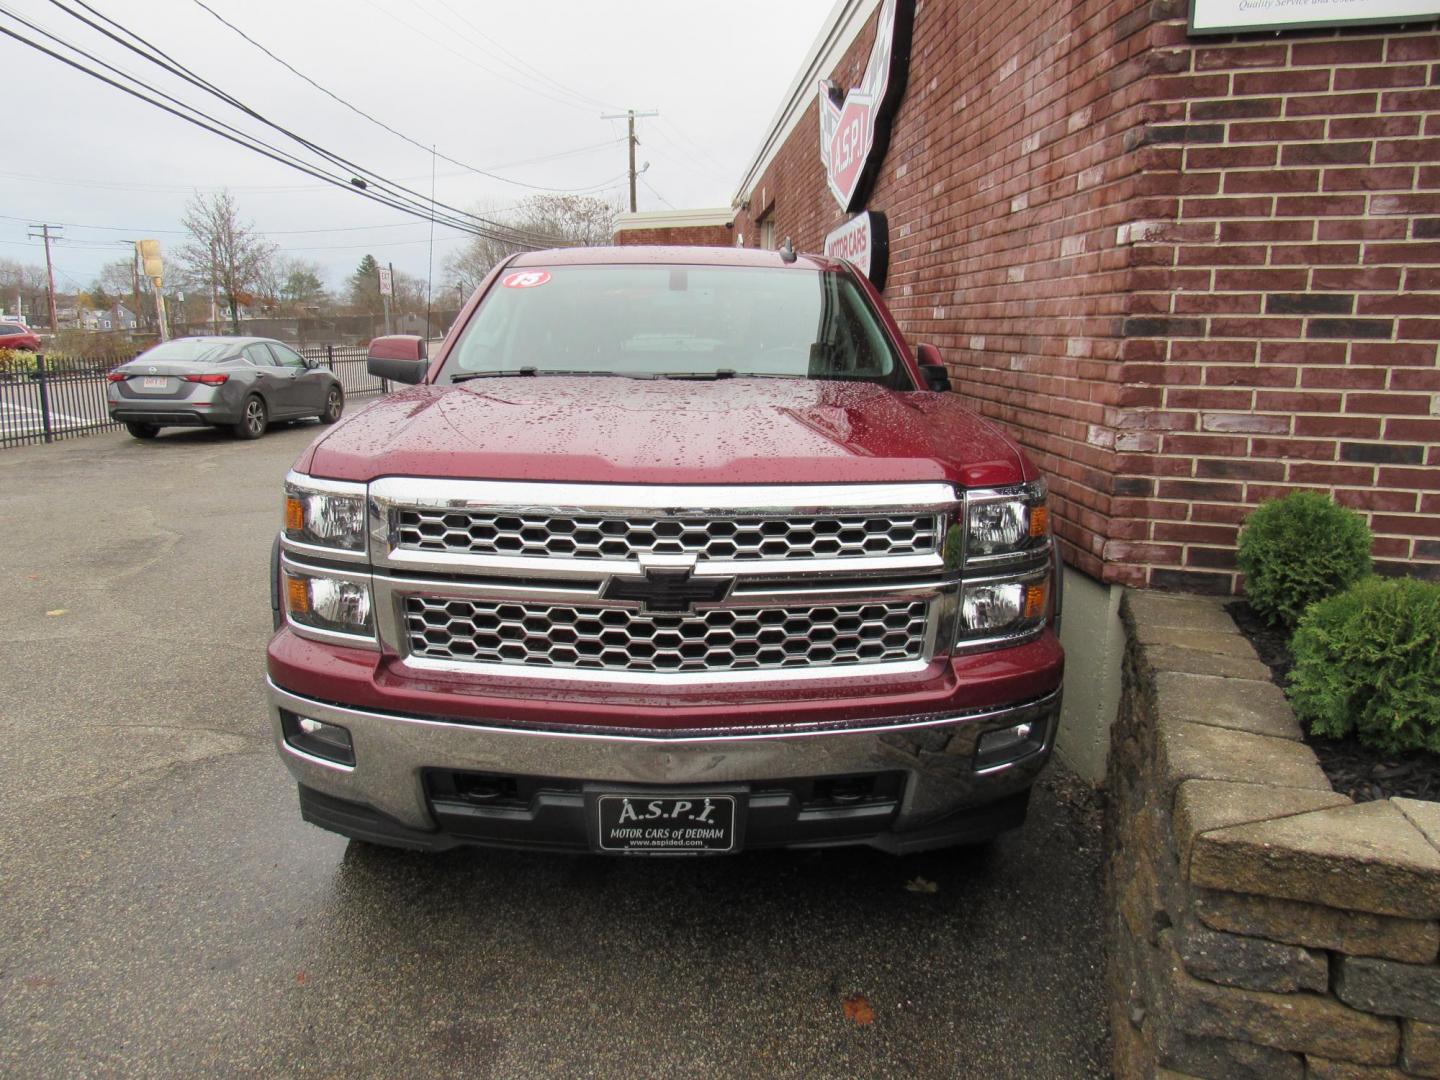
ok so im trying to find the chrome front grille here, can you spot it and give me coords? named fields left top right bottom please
left=403, top=597, right=931, bottom=674
left=394, top=509, right=939, bottom=562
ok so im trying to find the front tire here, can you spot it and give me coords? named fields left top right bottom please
left=318, top=385, right=344, bottom=424
left=125, top=422, right=159, bottom=440
left=234, top=395, right=268, bottom=440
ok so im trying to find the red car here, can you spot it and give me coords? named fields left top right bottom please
left=0, top=322, right=42, bottom=353
left=268, top=246, right=1063, bottom=856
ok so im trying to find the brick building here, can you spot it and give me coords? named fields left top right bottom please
left=639, top=0, right=1440, bottom=777
left=613, top=208, right=735, bottom=247
left=722, top=0, right=1440, bottom=598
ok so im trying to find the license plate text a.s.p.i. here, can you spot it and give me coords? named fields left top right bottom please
left=595, top=795, right=737, bottom=853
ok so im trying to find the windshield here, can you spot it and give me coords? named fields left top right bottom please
left=138, top=340, right=235, bottom=364
left=442, top=265, right=911, bottom=388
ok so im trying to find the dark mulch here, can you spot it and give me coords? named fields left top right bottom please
left=1224, top=601, right=1440, bottom=804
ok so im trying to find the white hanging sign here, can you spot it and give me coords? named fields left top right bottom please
left=1191, top=0, right=1440, bottom=34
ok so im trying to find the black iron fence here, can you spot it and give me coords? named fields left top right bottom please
left=0, top=344, right=395, bottom=451
left=309, top=344, right=388, bottom=399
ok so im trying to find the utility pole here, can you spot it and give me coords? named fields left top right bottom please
left=600, top=108, right=659, bottom=213
left=379, top=262, right=394, bottom=336
left=28, top=223, right=62, bottom=331
left=124, top=241, right=145, bottom=333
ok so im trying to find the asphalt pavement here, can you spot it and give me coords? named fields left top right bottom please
left=0, top=421, right=1109, bottom=1078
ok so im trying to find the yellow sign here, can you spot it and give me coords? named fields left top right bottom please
left=138, top=239, right=163, bottom=283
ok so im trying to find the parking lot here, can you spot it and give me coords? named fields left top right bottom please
left=0, top=423, right=1108, bottom=1078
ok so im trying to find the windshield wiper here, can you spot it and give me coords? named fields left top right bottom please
left=654, top=369, right=736, bottom=380
left=450, top=368, right=631, bottom=383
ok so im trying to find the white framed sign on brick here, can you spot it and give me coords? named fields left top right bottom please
left=1190, top=0, right=1440, bottom=35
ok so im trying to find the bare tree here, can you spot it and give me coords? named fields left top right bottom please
left=445, top=194, right=620, bottom=294
left=518, top=194, right=620, bottom=246
left=91, top=258, right=153, bottom=329
left=0, top=258, right=51, bottom=323
left=177, top=190, right=276, bottom=334
left=391, top=268, right=428, bottom=317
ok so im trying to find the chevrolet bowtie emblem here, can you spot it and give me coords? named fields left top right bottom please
left=602, top=553, right=733, bottom=614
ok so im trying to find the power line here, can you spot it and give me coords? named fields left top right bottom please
left=600, top=109, right=659, bottom=214
left=187, top=0, right=618, bottom=195
left=0, top=211, right=185, bottom=234
left=0, top=160, right=628, bottom=197
left=640, top=176, right=676, bottom=210
left=417, top=0, right=620, bottom=112
left=657, top=116, right=731, bottom=174
left=0, top=10, right=543, bottom=248
left=0, top=7, right=486, bottom=237
left=352, top=0, right=601, bottom=118
left=40, top=0, right=562, bottom=246
left=0, top=211, right=472, bottom=237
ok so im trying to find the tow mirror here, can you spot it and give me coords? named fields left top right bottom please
left=916, top=344, right=951, bottom=392
left=367, top=335, right=429, bottom=384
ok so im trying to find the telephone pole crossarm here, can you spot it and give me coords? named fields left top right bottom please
left=600, top=109, right=659, bottom=213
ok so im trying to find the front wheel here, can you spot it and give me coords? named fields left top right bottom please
left=234, top=395, right=268, bottom=440
left=318, top=385, right=344, bottom=424
left=125, top=421, right=159, bottom=440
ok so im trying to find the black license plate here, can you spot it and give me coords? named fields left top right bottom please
left=595, top=794, right=738, bottom=853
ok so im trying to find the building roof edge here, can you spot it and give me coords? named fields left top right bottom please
left=613, top=208, right=735, bottom=231
left=730, top=0, right=883, bottom=209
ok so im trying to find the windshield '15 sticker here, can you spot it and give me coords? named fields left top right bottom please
left=502, top=270, right=551, bottom=289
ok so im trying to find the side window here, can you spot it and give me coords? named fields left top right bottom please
left=242, top=343, right=275, bottom=366
left=267, top=343, right=307, bottom=369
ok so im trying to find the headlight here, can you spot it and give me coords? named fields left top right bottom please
left=284, top=474, right=367, bottom=552
left=285, top=571, right=374, bottom=638
left=956, top=572, right=1049, bottom=645
left=966, top=480, right=1049, bottom=560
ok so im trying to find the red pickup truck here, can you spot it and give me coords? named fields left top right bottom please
left=268, top=246, right=1063, bottom=855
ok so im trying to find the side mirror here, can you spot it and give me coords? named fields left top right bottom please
left=367, top=335, right=429, bottom=384
left=915, top=343, right=951, bottom=392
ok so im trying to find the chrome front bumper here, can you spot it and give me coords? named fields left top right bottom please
left=268, top=680, right=1061, bottom=843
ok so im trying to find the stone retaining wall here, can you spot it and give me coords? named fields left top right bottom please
left=1106, top=589, right=1440, bottom=1078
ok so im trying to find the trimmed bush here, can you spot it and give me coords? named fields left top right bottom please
left=1288, top=576, right=1440, bottom=754
left=1237, top=491, right=1372, bottom=628
left=0, top=347, right=37, bottom=377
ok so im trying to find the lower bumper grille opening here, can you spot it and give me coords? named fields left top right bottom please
left=424, top=769, right=903, bottom=813
left=426, top=769, right=580, bottom=811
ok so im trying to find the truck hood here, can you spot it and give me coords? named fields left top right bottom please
left=300, top=379, right=1029, bottom=488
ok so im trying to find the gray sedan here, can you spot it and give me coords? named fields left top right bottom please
left=106, top=336, right=344, bottom=440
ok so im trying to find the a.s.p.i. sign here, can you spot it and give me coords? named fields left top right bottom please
left=816, top=0, right=915, bottom=213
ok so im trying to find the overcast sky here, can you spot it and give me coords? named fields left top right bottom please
left=1, top=0, right=832, bottom=296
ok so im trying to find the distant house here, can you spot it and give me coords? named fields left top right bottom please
left=52, top=297, right=138, bottom=332
left=87, top=304, right=137, bottom=332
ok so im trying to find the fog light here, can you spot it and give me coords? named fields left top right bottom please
left=975, top=718, right=1046, bottom=772
left=283, top=711, right=354, bottom=766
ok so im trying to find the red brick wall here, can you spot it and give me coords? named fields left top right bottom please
left=735, top=0, right=1440, bottom=590
left=1115, top=24, right=1440, bottom=590
left=613, top=225, right=734, bottom=246
left=736, top=0, right=1170, bottom=583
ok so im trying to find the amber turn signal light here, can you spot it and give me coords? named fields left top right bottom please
left=285, top=575, right=310, bottom=615
left=1029, top=506, right=1049, bottom=538
left=285, top=496, right=305, bottom=532
left=1023, top=581, right=1049, bottom=620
